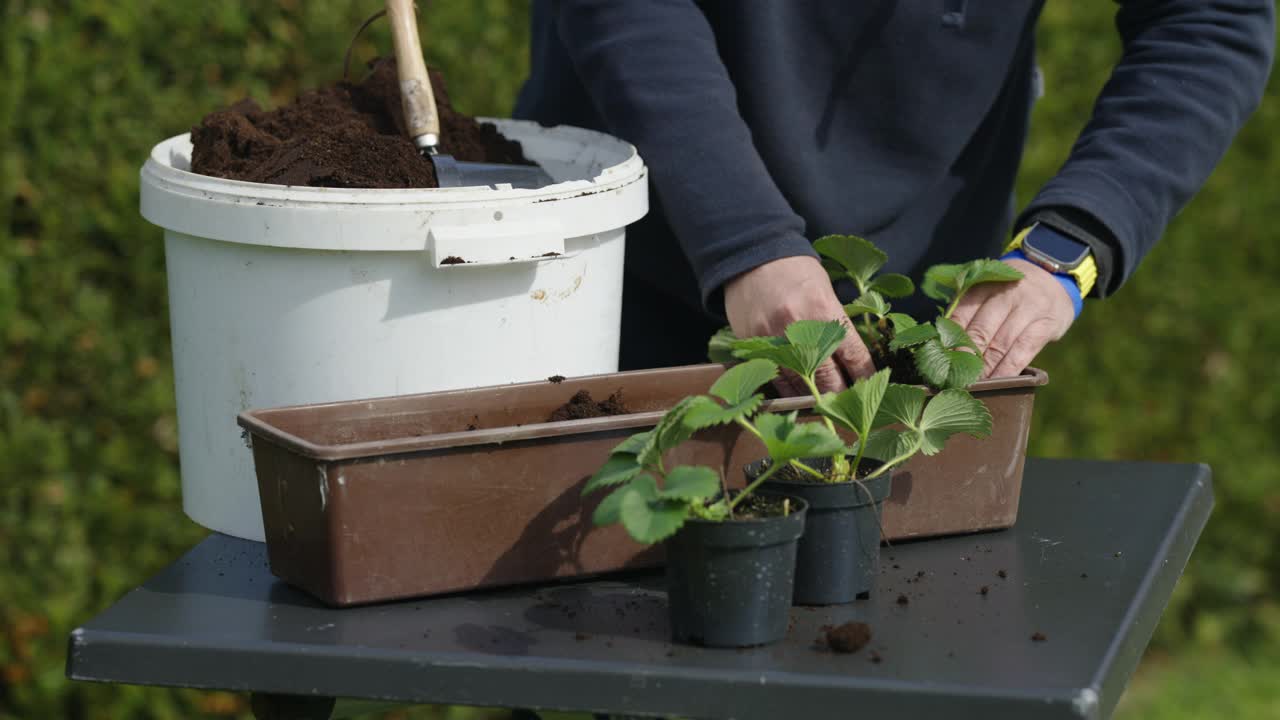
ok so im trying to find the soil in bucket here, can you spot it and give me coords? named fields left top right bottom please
left=665, top=493, right=806, bottom=648
left=190, top=57, right=533, bottom=189
left=754, top=458, right=893, bottom=606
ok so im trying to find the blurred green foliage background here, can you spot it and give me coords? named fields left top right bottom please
left=1, top=1, right=1275, bottom=718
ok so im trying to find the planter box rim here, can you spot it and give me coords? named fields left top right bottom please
left=237, top=365, right=1047, bottom=462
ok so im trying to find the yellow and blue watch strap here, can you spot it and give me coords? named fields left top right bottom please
left=1001, top=225, right=1097, bottom=318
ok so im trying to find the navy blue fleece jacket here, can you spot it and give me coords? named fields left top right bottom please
left=515, top=0, right=1273, bottom=321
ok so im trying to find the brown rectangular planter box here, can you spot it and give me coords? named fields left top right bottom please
left=238, top=365, right=1047, bottom=606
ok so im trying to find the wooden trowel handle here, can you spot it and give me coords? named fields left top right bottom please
left=385, top=0, right=440, bottom=150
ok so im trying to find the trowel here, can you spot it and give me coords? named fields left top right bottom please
left=385, top=0, right=554, bottom=189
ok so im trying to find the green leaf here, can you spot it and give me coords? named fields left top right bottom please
left=921, top=263, right=964, bottom=303
left=914, top=338, right=984, bottom=390
left=874, top=384, right=927, bottom=428
left=583, top=453, right=643, bottom=495
left=619, top=476, right=689, bottom=543
left=889, top=322, right=939, bottom=351
left=730, top=335, right=795, bottom=367
left=592, top=483, right=633, bottom=526
left=783, top=320, right=847, bottom=378
left=922, top=260, right=1023, bottom=305
left=683, top=394, right=763, bottom=429
left=754, top=411, right=846, bottom=463
left=960, top=259, right=1024, bottom=288
left=935, top=317, right=978, bottom=352
left=816, top=368, right=891, bottom=437
left=610, top=431, right=651, bottom=458
left=660, top=465, right=721, bottom=502
left=638, top=397, right=699, bottom=467
left=887, top=313, right=919, bottom=333
left=710, top=358, right=778, bottom=405
left=946, top=350, right=984, bottom=390
left=917, top=389, right=993, bottom=455
left=870, top=273, right=915, bottom=298
left=707, top=326, right=740, bottom=364
left=820, top=257, right=848, bottom=283
left=913, top=339, right=951, bottom=388
left=855, top=428, right=921, bottom=463
left=813, top=234, right=887, bottom=287
left=843, top=291, right=889, bottom=319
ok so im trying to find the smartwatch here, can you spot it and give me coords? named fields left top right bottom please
left=1002, top=223, right=1098, bottom=316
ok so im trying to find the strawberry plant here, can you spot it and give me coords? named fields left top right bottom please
left=584, top=320, right=993, bottom=542
left=814, top=234, right=1024, bottom=389
left=582, top=358, right=843, bottom=542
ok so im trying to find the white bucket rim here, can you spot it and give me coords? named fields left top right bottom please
left=139, top=119, right=649, bottom=252
left=142, top=118, right=647, bottom=209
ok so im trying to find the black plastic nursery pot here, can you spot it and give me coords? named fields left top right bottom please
left=752, top=458, right=893, bottom=606
left=664, top=494, right=807, bottom=648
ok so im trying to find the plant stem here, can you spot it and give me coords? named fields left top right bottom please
left=729, top=449, right=786, bottom=511
left=865, top=438, right=922, bottom=479
left=801, top=374, right=850, bottom=481
left=735, top=416, right=764, bottom=441
left=850, top=435, right=867, bottom=479
left=944, top=292, right=964, bottom=319
left=789, top=459, right=826, bottom=480
left=800, top=376, right=839, bottom=435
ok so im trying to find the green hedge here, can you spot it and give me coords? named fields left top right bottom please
left=1, top=2, right=1275, bottom=718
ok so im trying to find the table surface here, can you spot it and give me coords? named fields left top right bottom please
left=67, top=458, right=1212, bottom=720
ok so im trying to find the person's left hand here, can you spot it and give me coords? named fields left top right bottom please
left=949, top=258, right=1076, bottom=379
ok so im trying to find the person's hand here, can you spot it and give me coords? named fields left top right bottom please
left=949, top=258, right=1076, bottom=379
left=723, top=255, right=876, bottom=395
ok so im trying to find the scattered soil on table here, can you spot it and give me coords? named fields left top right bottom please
left=869, top=649, right=883, bottom=664
left=896, top=594, right=910, bottom=606
left=997, top=569, right=1008, bottom=579
left=190, top=57, right=533, bottom=188
left=1031, top=632, right=1048, bottom=642
left=979, top=585, right=989, bottom=596
left=547, top=389, right=631, bottom=422
left=823, top=622, right=872, bottom=654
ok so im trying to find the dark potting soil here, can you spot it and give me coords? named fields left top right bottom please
left=732, top=493, right=799, bottom=520
left=767, top=457, right=880, bottom=484
left=823, top=622, right=872, bottom=654
left=871, top=345, right=926, bottom=386
left=546, top=390, right=631, bottom=422
left=190, top=57, right=533, bottom=189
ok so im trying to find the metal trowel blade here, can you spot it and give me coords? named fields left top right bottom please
left=432, top=154, right=556, bottom=190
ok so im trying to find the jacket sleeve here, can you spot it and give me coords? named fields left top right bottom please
left=1018, top=0, right=1275, bottom=297
left=552, top=0, right=813, bottom=310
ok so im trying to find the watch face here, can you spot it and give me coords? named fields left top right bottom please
left=1024, top=226, right=1090, bottom=269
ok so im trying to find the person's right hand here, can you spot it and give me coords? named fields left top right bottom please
left=723, top=255, right=876, bottom=395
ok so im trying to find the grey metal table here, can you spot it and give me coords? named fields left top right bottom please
left=67, top=459, right=1212, bottom=720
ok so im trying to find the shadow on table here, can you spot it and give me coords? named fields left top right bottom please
left=453, top=622, right=540, bottom=656
left=523, top=585, right=670, bottom=641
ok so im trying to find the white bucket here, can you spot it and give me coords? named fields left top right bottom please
left=140, top=120, right=648, bottom=541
